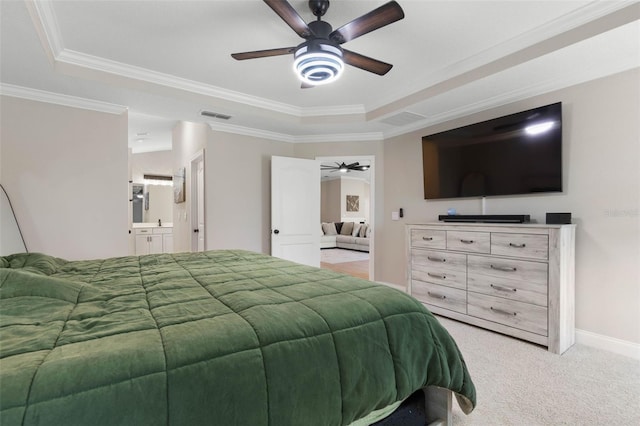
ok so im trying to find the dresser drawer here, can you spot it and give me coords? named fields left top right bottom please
left=468, top=273, right=548, bottom=307
left=412, top=281, right=466, bottom=314
left=468, top=293, right=548, bottom=336
left=412, top=249, right=466, bottom=272
left=135, top=228, right=153, bottom=235
left=467, top=255, right=548, bottom=285
left=447, top=231, right=490, bottom=253
left=491, top=233, right=548, bottom=260
left=412, top=267, right=466, bottom=290
left=411, top=229, right=446, bottom=249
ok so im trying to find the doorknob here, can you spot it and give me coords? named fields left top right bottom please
left=194, top=229, right=199, bottom=233
left=273, top=229, right=280, bottom=234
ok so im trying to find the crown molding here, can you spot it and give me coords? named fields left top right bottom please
left=54, top=50, right=366, bottom=119
left=207, top=121, right=382, bottom=144
left=56, top=49, right=306, bottom=117
left=300, top=104, right=366, bottom=117
left=294, top=132, right=383, bottom=143
left=28, top=2, right=366, bottom=119
left=368, top=0, right=640, bottom=112
left=208, top=122, right=295, bottom=143
left=24, top=0, right=63, bottom=64
left=0, top=83, right=127, bottom=115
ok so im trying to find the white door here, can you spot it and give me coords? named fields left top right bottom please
left=271, top=156, right=320, bottom=267
left=191, top=151, right=205, bottom=252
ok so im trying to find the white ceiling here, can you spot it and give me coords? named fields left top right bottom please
left=1, top=1, right=638, bottom=153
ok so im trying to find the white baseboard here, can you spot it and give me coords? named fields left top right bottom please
left=575, top=328, right=640, bottom=360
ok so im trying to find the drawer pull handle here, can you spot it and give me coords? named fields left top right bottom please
left=491, top=284, right=517, bottom=293
left=509, top=243, right=526, bottom=248
left=422, top=237, right=433, bottom=241
left=427, top=272, right=446, bottom=279
left=427, top=292, right=446, bottom=300
left=427, top=256, right=446, bottom=262
left=490, top=264, right=517, bottom=272
left=491, top=307, right=517, bottom=316
left=460, top=239, right=474, bottom=244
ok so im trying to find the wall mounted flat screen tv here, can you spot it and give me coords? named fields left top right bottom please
left=422, top=102, right=562, bottom=200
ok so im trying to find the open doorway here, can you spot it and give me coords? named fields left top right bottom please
left=317, top=156, right=375, bottom=281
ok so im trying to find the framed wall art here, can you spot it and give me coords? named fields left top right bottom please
left=346, top=195, right=359, bottom=212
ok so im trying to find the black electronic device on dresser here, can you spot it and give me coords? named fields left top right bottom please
left=438, top=214, right=530, bottom=223
left=546, top=212, right=572, bottom=224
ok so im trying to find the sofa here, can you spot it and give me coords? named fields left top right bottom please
left=321, top=221, right=371, bottom=252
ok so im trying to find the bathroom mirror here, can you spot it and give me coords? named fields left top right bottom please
left=132, top=183, right=173, bottom=224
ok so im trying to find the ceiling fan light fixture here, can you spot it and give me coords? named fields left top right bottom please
left=293, top=42, right=344, bottom=86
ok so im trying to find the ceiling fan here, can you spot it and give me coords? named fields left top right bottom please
left=231, top=0, right=405, bottom=86
left=321, top=161, right=370, bottom=173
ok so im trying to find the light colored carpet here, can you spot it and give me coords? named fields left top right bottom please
left=320, top=248, right=369, bottom=264
left=435, top=316, right=640, bottom=425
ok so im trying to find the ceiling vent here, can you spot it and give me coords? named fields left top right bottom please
left=200, top=110, right=232, bottom=120
left=379, top=111, right=426, bottom=126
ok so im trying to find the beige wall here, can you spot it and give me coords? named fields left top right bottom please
left=321, top=179, right=341, bottom=222
left=172, top=121, right=208, bottom=253
left=130, top=150, right=173, bottom=183
left=379, top=68, right=639, bottom=344
left=341, top=177, right=370, bottom=223
left=206, top=131, right=294, bottom=254
left=0, top=96, right=128, bottom=259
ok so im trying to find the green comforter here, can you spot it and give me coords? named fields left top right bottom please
left=0, top=250, right=475, bottom=425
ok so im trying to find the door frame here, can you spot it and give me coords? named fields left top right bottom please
left=316, top=155, right=375, bottom=280
left=190, top=149, right=205, bottom=252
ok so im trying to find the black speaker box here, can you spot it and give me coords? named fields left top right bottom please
left=546, top=212, right=571, bottom=224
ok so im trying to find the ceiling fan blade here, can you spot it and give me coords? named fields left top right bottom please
left=329, top=1, right=404, bottom=44
left=263, top=0, right=314, bottom=39
left=346, top=162, right=360, bottom=168
left=342, top=49, right=393, bottom=75
left=231, top=47, right=295, bottom=60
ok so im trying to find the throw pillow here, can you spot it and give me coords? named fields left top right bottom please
left=322, top=222, right=337, bottom=235
left=340, top=222, right=354, bottom=236
left=359, top=224, right=368, bottom=237
left=352, top=223, right=361, bottom=237
left=366, top=226, right=372, bottom=238
left=335, top=222, right=344, bottom=234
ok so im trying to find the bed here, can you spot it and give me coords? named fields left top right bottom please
left=0, top=250, right=475, bottom=425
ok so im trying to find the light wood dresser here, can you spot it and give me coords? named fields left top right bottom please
left=406, top=222, right=576, bottom=354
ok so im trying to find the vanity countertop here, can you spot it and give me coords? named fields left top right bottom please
left=133, top=223, right=173, bottom=229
